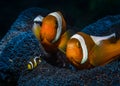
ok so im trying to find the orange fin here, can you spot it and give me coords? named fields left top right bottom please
left=32, top=23, right=41, bottom=40
left=58, top=29, right=75, bottom=54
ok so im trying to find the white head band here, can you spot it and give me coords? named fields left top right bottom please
left=49, top=12, right=62, bottom=43
left=71, top=34, right=88, bottom=64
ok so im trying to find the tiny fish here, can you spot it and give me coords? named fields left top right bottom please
left=27, top=56, right=42, bottom=70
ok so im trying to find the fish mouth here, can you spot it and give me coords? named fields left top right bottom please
left=70, top=34, right=88, bottom=64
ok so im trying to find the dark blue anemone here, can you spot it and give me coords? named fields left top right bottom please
left=0, top=7, right=120, bottom=86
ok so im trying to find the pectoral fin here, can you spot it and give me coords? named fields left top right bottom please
left=32, top=23, right=41, bottom=40
left=58, top=29, right=75, bottom=53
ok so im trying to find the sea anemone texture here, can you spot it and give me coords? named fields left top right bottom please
left=0, top=7, right=120, bottom=86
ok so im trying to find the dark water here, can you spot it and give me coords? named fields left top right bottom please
left=1, top=0, right=120, bottom=39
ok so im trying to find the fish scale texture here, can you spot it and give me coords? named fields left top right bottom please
left=0, top=7, right=120, bottom=86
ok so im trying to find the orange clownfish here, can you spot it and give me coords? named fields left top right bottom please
left=66, top=32, right=120, bottom=70
left=32, top=11, right=71, bottom=54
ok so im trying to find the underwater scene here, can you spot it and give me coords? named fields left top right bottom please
left=0, top=0, right=120, bottom=86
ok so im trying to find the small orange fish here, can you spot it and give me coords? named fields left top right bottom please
left=66, top=32, right=120, bottom=70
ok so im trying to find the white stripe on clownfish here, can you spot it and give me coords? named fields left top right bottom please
left=34, top=15, right=44, bottom=23
left=70, top=33, right=116, bottom=64
left=48, top=12, right=62, bottom=43
left=71, top=34, right=88, bottom=64
left=90, top=33, right=116, bottom=45
left=33, top=56, right=42, bottom=66
left=28, top=61, right=34, bottom=69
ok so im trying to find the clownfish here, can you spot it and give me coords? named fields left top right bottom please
left=66, top=32, right=120, bottom=69
left=32, top=11, right=68, bottom=53
left=27, top=56, right=42, bottom=70
left=40, top=11, right=66, bottom=53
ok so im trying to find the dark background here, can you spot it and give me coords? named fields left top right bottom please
left=1, top=0, right=120, bottom=39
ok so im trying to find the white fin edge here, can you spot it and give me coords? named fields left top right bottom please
left=34, top=15, right=44, bottom=22
left=90, top=33, right=116, bottom=45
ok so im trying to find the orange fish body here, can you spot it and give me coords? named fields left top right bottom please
left=89, top=38, right=120, bottom=66
left=66, top=32, right=120, bottom=70
left=33, top=11, right=66, bottom=53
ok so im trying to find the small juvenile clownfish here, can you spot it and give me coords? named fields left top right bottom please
left=32, top=11, right=67, bottom=53
left=66, top=32, right=120, bottom=70
left=27, top=56, right=42, bottom=70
